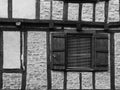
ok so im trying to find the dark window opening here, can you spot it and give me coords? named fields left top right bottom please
left=67, top=34, right=92, bottom=69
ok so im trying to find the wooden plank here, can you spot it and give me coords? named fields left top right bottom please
left=79, top=73, right=82, bottom=90
left=57, top=0, right=109, bottom=3
left=47, top=32, right=52, bottom=90
left=8, top=0, right=12, bottom=18
left=104, top=1, right=109, bottom=30
left=119, top=0, right=120, bottom=22
left=64, top=71, right=67, bottom=90
left=0, top=18, right=105, bottom=28
left=92, top=72, right=95, bottom=90
left=93, top=3, right=96, bottom=22
left=21, top=31, right=27, bottom=90
left=0, top=89, right=116, bottom=90
left=64, top=33, right=67, bottom=90
left=36, top=0, right=40, bottom=19
left=92, top=33, right=95, bottom=69
left=63, top=1, right=68, bottom=21
left=110, top=33, right=115, bottom=90
left=2, top=69, right=22, bottom=73
left=78, top=3, right=82, bottom=22
left=50, top=0, right=53, bottom=20
left=0, top=19, right=120, bottom=32
left=50, top=89, right=117, bottom=90
left=77, top=3, right=82, bottom=31
left=0, top=31, right=3, bottom=89
left=20, top=31, right=23, bottom=70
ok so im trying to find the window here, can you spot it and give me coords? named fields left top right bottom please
left=0, top=0, right=8, bottom=18
left=50, top=32, right=109, bottom=72
left=1, top=31, right=26, bottom=70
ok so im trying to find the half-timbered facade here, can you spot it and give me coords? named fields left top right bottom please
left=0, top=0, right=120, bottom=90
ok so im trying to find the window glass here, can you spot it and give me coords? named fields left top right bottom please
left=0, top=0, right=8, bottom=18
left=13, top=0, right=35, bottom=19
left=3, top=31, right=20, bottom=69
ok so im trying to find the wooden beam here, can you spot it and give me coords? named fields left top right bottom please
left=92, top=72, right=95, bottom=90
left=77, top=3, right=82, bottom=31
left=56, top=0, right=109, bottom=3
left=20, top=31, right=23, bottom=70
left=21, top=31, right=27, bottom=90
left=92, top=33, right=96, bottom=90
left=79, top=73, right=82, bottom=90
left=104, top=1, right=109, bottom=30
left=2, top=69, right=22, bottom=73
left=47, top=31, right=52, bottom=90
left=36, top=0, right=40, bottom=19
left=63, top=1, right=68, bottom=21
left=0, top=30, right=3, bottom=89
left=8, top=0, right=12, bottom=18
left=110, top=33, right=115, bottom=90
left=50, top=89, right=120, bottom=90
left=50, top=0, right=53, bottom=20
left=93, top=3, right=96, bottom=22
left=64, top=71, right=67, bottom=90
left=78, top=3, right=82, bottom=22
left=0, top=18, right=120, bottom=32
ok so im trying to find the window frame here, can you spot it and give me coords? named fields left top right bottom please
left=0, top=27, right=28, bottom=90
left=51, top=31, right=109, bottom=72
left=0, top=28, right=26, bottom=72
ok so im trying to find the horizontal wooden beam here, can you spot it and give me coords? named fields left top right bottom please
left=0, top=18, right=120, bottom=32
left=50, top=89, right=115, bottom=90
left=0, top=18, right=105, bottom=27
left=54, top=0, right=109, bottom=3
left=1, top=69, right=23, bottom=73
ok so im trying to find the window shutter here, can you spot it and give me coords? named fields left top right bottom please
left=94, top=33, right=109, bottom=71
left=51, top=32, right=65, bottom=71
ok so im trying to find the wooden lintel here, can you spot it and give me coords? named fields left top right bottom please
left=0, top=19, right=120, bottom=32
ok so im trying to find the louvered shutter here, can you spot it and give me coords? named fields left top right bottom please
left=66, top=34, right=93, bottom=71
left=51, top=32, right=65, bottom=71
left=94, top=33, right=109, bottom=71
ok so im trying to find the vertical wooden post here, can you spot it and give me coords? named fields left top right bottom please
left=64, top=71, right=67, bottom=90
left=77, top=3, right=82, bottom=31
left=92, top=72, right=95, bottom=90
left=79, top=73, right=82, bottom=90
left=8, top=0, right=12, bottom=18
left=50, top=0, right=53, bottom=20
left=21, top=31, right=27, bottom=90
left=92, top=33, right=96, bottom=90
left=104, top=1, right=109, bottom=30
left=36, top=0, right=40, bottom=19
left=0, top=31, right=3, bottom=89
left=110, top=33, right=115, bottom=90
left=78, top=3, right=82, bottom=22
left=93, top=3, right=96, bottom=22
left=63, top=1, right=68, bottom=21
left=20, top=31, right=23, bottom=70
left=47, top=31, right=52, bottom=90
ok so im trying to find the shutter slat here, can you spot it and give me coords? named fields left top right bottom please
left=67, top=34, right=92, bottom=69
